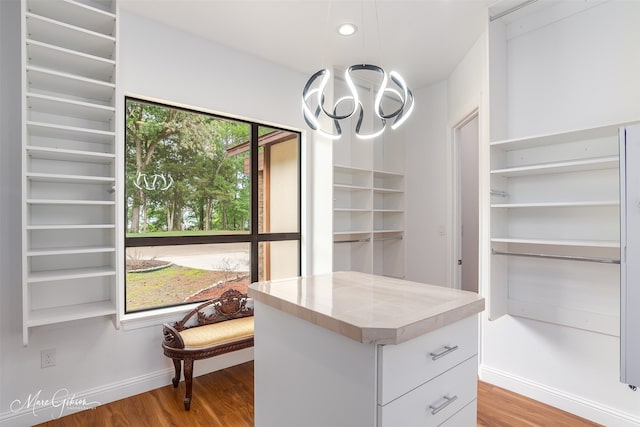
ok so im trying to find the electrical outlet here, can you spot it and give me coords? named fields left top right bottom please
left=41, top=348, right=56, bottom=368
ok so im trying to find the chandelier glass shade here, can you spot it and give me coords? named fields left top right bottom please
left=302, top=64, right=414, bottom=140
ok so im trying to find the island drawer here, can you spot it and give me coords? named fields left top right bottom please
left=377, top=355, right=478, bottom=427
left=377, top=315, right=478, bottom=405
left=440, top=399, right=477, bottom=426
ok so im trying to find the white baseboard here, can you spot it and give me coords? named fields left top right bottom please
left=0, top=348, right=253, bottom=427
left=480, top=365, right=640, bottom=427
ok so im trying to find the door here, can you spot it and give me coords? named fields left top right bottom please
left=455, top=114, right=479, bottom=293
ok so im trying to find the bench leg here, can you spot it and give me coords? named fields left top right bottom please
left=183, top=358, right=194, bottom=411
left=171, top=358, right=181, bottom=388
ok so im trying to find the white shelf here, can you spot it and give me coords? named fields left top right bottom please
left=334, top=164, right=371, bottom=173
left=27, top=224, right=115, bottom=230
left=26, top=246, right=116, bottom=256
left=333, top=230, right=371, bottom=236
left=373, top=187, right=404, bottom=194
left=27, top=199, right=115, bottom=205
left=491, top=201, right=619, bottom=208
left=27, top=93, right=115, bottom=123
left=373, top=209, right=403, bottom=213
left=334, top=166, right=372, bottom=188
left=26, top=13, right=115, bottom=59
left=26, top=0, right=116, bottom=35
left=27, top=266, right=116, bottom=283
left=373, top=229, right=404, bottom=234
left=27, top=121, right=115, bottom=145
left=490, top=123, right=623, bottom=150
left=27, top=300, right=116, bottom=327
left=490, top=156, right=619, bottom=177
left=27, top=40, right=115, bottom=82
left=27, top=172, right=114, bottom=183
left=491, top=237, right=619, bottom=248
left=27, top=146, right=115, bottom=163
left=334, top=184, right=370, bottom=191
left=334, top=208, right=370, bottom=212
left=27, top=66, right=115, bottom=105
left=373, top=170, right=404, bottom=177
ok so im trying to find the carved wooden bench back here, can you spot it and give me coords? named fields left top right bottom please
left=173, top=288, right=254, bottom=332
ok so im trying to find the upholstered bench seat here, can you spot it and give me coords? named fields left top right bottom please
left=179, top=316, right=254, bottom=348
left=162, top=289, right=254, bottom=410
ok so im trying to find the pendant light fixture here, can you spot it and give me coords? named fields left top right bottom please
left=302, top=64, right=414, bottom=140
left=302, top=3, right=414, bottom=140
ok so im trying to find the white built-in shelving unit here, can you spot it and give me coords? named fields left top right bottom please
left=332, top=73, right=405, bottom=279
left=489, top=124, right=622, bottom=336
left=21, top=0, right=117, bottom=345
left=486, top=1, right=631, bottom=338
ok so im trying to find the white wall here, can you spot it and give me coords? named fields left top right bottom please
left=448, top=34, right=486, bottom=127
left=403, top=81, right=449, bottom=286
left=480, top=2, right=640, bottom=425
left=404, top=32, right=489, bottom=289
left=448, top=33, right=490, bottom=297
left=0, top=0, right=21, bottom=418
left=0, top=7, right=331, bottom=425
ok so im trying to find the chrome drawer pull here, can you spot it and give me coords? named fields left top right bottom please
left=429, top=394, right=458, bottom=415
left=429, top=345, right=459, bottom=361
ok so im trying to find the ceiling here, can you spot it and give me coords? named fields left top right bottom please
left=119, top=0, right=490, bottom=90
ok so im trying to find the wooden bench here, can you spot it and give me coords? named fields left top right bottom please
left=162, top=289, right=254, bottom=410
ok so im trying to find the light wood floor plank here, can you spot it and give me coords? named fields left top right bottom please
left=35, top=361, right=601, bottom=427
left=477, top=381, right=601, bottom=427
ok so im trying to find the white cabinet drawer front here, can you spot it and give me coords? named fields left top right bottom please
left=439, top=399, right=477, bottom=426
left=378, top=315, right=478, bottom=405
left=377, top=356, right=478, bottom=427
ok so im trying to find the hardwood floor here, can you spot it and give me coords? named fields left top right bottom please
left=477, top=381, right=601, bottom=427
left=36, top=361, right=601, bottom=427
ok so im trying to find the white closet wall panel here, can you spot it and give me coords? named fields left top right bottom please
left=620, top=124, right=640, bottom=387
left=506, top=1, right=640, bottom=137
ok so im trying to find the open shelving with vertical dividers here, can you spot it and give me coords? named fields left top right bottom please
left=489, top=123, right=624, bottom=336
left=372, top=170, right=404, bottom=278
left=21, top=0, right=117, bottom=345
left=332, top=71, right=405, bottom=279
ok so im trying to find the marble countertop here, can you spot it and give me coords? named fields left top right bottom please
left=248, top=271, right=485, bottom=345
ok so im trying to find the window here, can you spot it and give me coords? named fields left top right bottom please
left=124, top=97, right=300, bottom=313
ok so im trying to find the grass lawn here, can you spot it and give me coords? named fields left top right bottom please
left=126, top=265, right=235, bottom=311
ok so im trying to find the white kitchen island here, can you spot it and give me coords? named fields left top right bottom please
left=248, top=271, right=485, bottom=427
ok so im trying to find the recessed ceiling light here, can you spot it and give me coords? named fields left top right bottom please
left=337, top=23, right=358, bottom=36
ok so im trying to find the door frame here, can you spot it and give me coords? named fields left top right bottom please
left=450, top=109, right=479, bottom=290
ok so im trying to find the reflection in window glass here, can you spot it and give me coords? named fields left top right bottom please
left=258, top=240, right=299, bottom=282
left=258, top=127, right=299, bottom=234
left=125, top=243, right=250, bottom=312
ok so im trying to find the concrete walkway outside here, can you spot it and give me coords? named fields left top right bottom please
left=128, top=242, right=250, bottom=272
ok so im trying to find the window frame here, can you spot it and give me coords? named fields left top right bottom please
left=123, top=96, right=302, bottom=314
